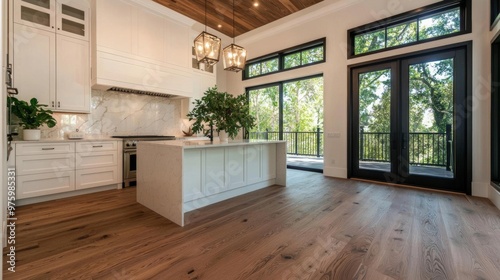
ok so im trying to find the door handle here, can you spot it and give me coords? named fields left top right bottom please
left=402, top=133, right=407, bottom=150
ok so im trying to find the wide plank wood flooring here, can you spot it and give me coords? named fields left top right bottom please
left=3, top=170, right=500, bottom=279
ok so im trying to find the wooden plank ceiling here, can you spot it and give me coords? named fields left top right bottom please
left=153, top=0, right=324, bottom=37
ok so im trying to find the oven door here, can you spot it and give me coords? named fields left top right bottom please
left=124, top=149, right=137, bottom=180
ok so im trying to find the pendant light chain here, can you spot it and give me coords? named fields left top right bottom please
left=232, top=0, right=235, bottom=43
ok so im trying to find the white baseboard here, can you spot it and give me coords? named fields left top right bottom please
left=472, top=182, right=490, bottom=198
left=489, top=184, right=500, bottom=210
left=323, top=166, right=347, bottom=179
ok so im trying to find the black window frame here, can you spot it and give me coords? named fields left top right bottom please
left=492, top=0, right=500, bottom=28
left=348, top=0, right=471, bottom=59
left=243, top=38, right=326, bottom=80
left=492, top=36, right=500, bottom=190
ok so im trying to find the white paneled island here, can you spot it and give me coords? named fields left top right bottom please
left=137, top=140, right=287, bottom=226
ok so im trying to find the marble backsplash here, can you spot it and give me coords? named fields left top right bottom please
left=36, top=90, right=189, bottom=139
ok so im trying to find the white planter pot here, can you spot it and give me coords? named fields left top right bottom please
left=218, top=130, right=228, bottom=143
left=23, top=129, right=41, bottom=141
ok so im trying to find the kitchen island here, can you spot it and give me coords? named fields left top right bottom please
left=137, top=139, right=287, bottom=226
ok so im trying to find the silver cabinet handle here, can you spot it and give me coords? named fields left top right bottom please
left=58, top=101, right=60, bottom=108
left=42, top=148, right=55, bottom=150
left=93, top=145, right=103, bottom=148
left=52, top=101, right=54, bottom=107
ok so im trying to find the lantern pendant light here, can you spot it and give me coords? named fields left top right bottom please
left=223, top=0, right=247, bottom=72
left=194, top=0, right=221, bottom=67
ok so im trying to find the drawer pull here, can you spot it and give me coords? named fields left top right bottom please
left=93, top=145, right=103, bottom=148
left=42, top=148, right=55, bottom=150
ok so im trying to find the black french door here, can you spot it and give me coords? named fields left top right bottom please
left=350, top=44, right=471, bottom=193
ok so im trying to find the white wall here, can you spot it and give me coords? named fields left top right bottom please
left=225, top=0, right=492, bottom=197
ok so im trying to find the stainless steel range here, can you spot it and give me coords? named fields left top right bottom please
left=112, top=135, right=176, bottom=187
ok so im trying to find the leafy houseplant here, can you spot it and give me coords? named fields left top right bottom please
left=187, top=86, right=256, bottom=141
left=8, top=97, right=57, bottom=140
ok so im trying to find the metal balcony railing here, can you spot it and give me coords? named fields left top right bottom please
left=250, top=128, right=324, bottom=157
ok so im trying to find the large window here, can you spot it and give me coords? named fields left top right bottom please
left=248, top=75, right=324, bottom=171
left=244, top=38, right=325, bottom=80
left=348, top=0, right=471, bottom=58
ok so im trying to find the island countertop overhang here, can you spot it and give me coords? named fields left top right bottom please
left=138, top=139, right=286, bottom=149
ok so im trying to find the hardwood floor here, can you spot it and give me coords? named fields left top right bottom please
left=4, top=170, right=500, bottom=279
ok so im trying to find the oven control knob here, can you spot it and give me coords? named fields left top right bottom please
left=132, top=141, right=137, bottom=147
left=126, top=142, right=131, bottom=147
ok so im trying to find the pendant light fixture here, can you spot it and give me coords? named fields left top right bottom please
left=223, top=0, right=247, bottom=72
left=194, top=0, right=221, bottom=67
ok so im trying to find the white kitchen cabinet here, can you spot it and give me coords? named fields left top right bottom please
left=56, top=35, right=90, bottom=111
left=13, top=0, right=56, bottom=32
left=75, top=141, right=120, bottom=189
left=16, top=142, right=75, bottom=199
left=56, top=0, right=90, bottom=41
left=14, top=0, right=89, bottom=40
left=11, top=0, right=91, bottom=113
left=183, top=149, right=203, bottom=202
left=12, top=23, right=55, bottom=107
left=14, top=140, right=121, bottom=201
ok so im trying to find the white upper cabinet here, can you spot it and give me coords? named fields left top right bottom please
left=12, top=23, right=56, bottom=107
left=56, top=35, right=90, bottom=111
left=56, top=0, right=90, bottom=41
left=14, top=0, right=56, bottom=32
left=11, top=0, right=91, bottom=113
left=14, top=0, right=90, bottom=41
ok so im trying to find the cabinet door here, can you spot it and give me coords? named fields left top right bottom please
left=13, top=0, right=56, bottom=32
left=56, top=35, right=90, bottom=112
left=13, top=23, right=56, bottom=107
left=56, top=0, right=90, bottom=41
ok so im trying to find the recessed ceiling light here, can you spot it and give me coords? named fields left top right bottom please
left=253, top=2, right=259, bottom=7
left=217, top=24, right=222, bottom=28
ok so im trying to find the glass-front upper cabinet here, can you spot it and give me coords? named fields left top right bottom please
left=13, top=0, right=89, bottom=41
left=56, top=0, right=89, bottom=41
left=13, top=0, right=56, bottom=32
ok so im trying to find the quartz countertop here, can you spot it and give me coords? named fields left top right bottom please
left=11, top=136, right=120, bottom=143
left=138, top=139, right=286, bottom=149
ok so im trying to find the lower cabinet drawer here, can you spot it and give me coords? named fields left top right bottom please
left=17, top=154, right=75, bottom=175
left=17, top=172, right=75, bottom=199
left=76, top=151, right=117, bottom=169
left=76, top=166, right=119, bottom=190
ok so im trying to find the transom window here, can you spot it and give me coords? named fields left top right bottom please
left=244, top=38, right=325, bottom=80
left=348, top=0, right=470, bottom=58
left=492, top=0, right=500, bottom=26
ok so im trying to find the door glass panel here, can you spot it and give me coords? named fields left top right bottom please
left=358, top=69, right=391, bottom=172
left=408, top=58, right=454, bottom=178
left=21, top=6, right=50, bottom=27
left=22, top=0, right=50, bottom=9
left=61, top=4, right=85, bottom=20
left=61, top=18, right=85, bottom=36
left=248, top=86, right=280, bottom=139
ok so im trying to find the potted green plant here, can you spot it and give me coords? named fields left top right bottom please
left=187, top=86, right=255, bottom=142
left=8, top=97, right=57, bottom=141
